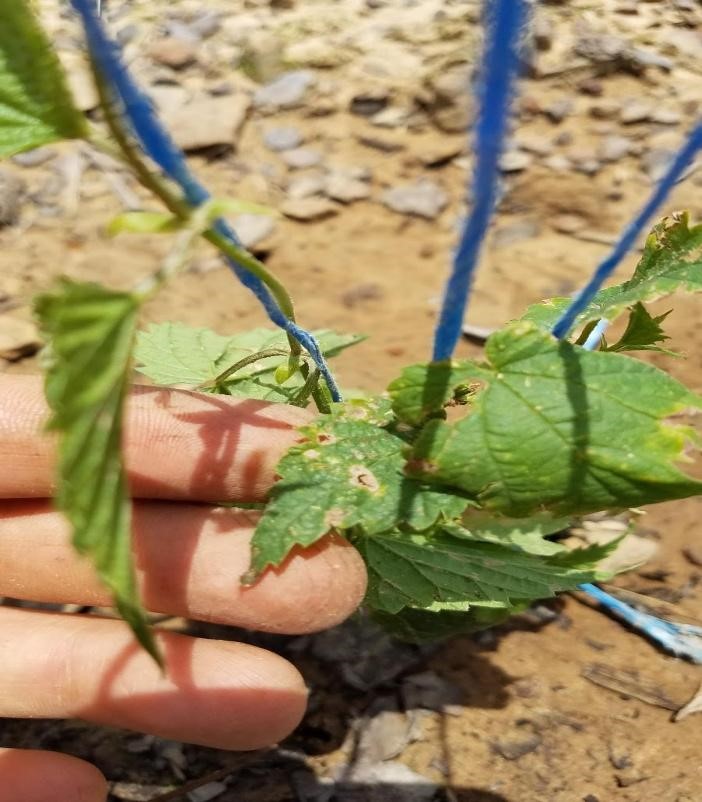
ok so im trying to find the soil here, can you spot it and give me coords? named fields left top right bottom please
left=2, top=0, right=702, bottom=800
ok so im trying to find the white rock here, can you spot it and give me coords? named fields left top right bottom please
left=325, top=171, right=371, bottom=203
left=282, top=147, right=323, bottom=170
left=499, top=150, right=533, bottom=172
left=253, top=70, right=315, bottom=110
left=233, top=214, right=277, bottom=249
left=381, top=179, right=448, bottom=219
left=161, top=94, right=250, bottom=151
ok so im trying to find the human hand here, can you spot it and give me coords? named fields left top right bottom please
left=0, top=375, right=367, bottom=802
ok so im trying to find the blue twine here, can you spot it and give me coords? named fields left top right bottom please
left=70, top=0, right=341, bottom=401
left=432, top=0, right=528, bottom=362
left=552, top=121, right=702, bottom=340
left=580, top=583, right=702, bottom=664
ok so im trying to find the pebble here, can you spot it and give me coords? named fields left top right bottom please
left=342, top=761, right=438, bottom=802
left=371, top=106, right=412, bottom=129
left=233, top=214, right=277, bottom=250
left=493, top=219, right=540, bottom=247
left=263, top=126, right=303, bottom=152
left=11, top=147, right=56, bottom=168
left=544, top=98, right=573, bottom=123
left=282, top=147, right=324, bottom=170
left=642, top=148, right=675, bottom=182
left=350, top=91, right=390, bottom=117
left=285, top=36, right=349, bottom=68
left=148, top=37, right=198, bottom=69
left=551, top=213, right=586, bottom=234
left=620, top=100, right=653, bottom=124
left=499, top=150, right=533, bottom=172
left=325, top=171, right=371, bottom=203
left=0, top=316, right=40, bottom=361
left=650, top=108, right=682, bottom=126
left=381, top=179, right=448, bottom=220
left=287, top=172, right=327, bottom=199
left=253, top=70, right=315, bottom=110
left=589, top=100, right=622, bottom=120
left=186, top=782, right=228, bottom=802
left=492, top=734, right=542, bottom=761
left=401, top=671, right=464, bottom=712
left=0, top=169, right=25, bottom=226
left=161, top=93, right=250, bottom=151
left=281, top=197, right=339, bottom=221
left=187, top=9, right=221, bottom=39
left=515, top=133, right=553, bottom=157
left=599, top=134, right=632, bottom=162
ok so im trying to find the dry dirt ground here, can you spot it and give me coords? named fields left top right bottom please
left=1, top=0, right=702, bottom=800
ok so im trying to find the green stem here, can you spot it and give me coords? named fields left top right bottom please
left=203, top=348, right=294, bottom=390
left=90, top=59, right=302, bottom=360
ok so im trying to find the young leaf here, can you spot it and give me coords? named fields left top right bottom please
left=356, top=529, right=599, bottom=615
left=410, top=321, right=702, bottom=518
left=34, top=280, right=160, bottom=665
left=606, top=302, right=676, bottom=355
left=371, top=604, right=517, bottom=642
left=0, top=0, right=87, bottom=156
left=135, top=322, right=363, bottom=388
left=523, top=214, right=702, bottom=333
left=245, top=418, right=470, bottom=579
left=445, top=512, right=571, bottom=556
left=388, top=361, right=479, bottom=426
left=106, top=211, right=182, bottom=236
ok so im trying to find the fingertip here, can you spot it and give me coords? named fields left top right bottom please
left=0, top=749, right=107, bottom=802
left=245, top=535, right=368, bottom=635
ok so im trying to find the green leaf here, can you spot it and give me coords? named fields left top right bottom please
left=0, top=0, right=87, bottom=156
left=245, top=417, right=470, bottom=578
left=134, top=322, right=364, bottom=389
left=445, top=513, right=571, bottom=556
left=356, top=529, right=599, bottom=615
left=106, top=211, right=182, bottom=236
left=410, top=321, right=702, bottom=518
left=388, top=361, right=480, bottom=426
left=522, top=214, right=702, bottom=334
left=606, top=302, right=676, bottom=355
left=34, top=279, right=160, bottom=666
left=371, top=604, right=517, bottom=642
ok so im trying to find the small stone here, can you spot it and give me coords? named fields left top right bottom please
left=543, top=154, right=572, bottom=172
left=544, top=99, right=573, bottom=123
left=11, top=147, right=55, bottom=168
left=287, top=172, right=326, bottom=199
left=253, top=70, right=315, bottom=110
left=578, top=78, right=604, bottom=96
left=599, top=135, right=632, bottom=162
left=284, top=37, right=349, bottom=68
left=0, top=168, right=25, bottom=226
left=515, top=133, right=553, bottom=157
left=341, top=283, right=383, bottom=308
left=499, top=150, right=533, bottom=172
left=343, top=761, right=438, bottom=802
left=263, top=126, right=302, bottom=152
left=552, top=213, right=586, bottom=234
left=381, top=179, right=448, bottom=220
left=116, top=23, right=139, bottom=46
left=620, top=100, right=653, bottom=125
left=357, top=134, right=405, bottom=153
left=325, top=171, right=371, bottom=203
left=493, top=219, right=541, bottom=247
left=162, top=94, right=250, bottom=152
left=401, top=671, right=464, bottom=712
left=148, top=37, right=197, bottom=70
left=187, top=781, right=227, bottom=802
left=0, top=316, right=40, bottom=361
left=642, top=148, right=675, bottom=182
left=282, top=147, right=323, bottom=170
left=350, top=91, right=390, bottom=118
left=492, top=734, right=542, bottom=761
left=187, top=10, right=221, bottom=40
left=418, top=142, right=464, bottom=167
left=574, top=32, right=630, bottom=65
left=233, top=214, right=277, bottom=250
left=281, top=197, right=339, bottom=221
left=650, top=109, right=681, bottom=126
left=371, top=106, right=411, bottom=129
left=533, top=15, right=553, bottom=51
left=589, top=100, right=621, bottom=120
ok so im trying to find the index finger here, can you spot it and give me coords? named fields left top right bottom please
left=0, top=374, right=312, bottom=502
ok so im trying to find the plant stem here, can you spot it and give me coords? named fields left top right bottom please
left=204, top=348, right=294, bottom=390
left=90, top=60, right=302, bottom=358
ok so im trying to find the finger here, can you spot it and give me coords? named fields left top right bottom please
left=0, top=607, right=308, bottom=750
left=0, top=374, right=312, bottom=502
left=0, top=501, right=366, bottom=634
left=0, top=749, right=107, bottom=802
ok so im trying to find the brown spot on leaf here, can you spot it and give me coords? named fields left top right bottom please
left=349, top=464, right=380, bottom=492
